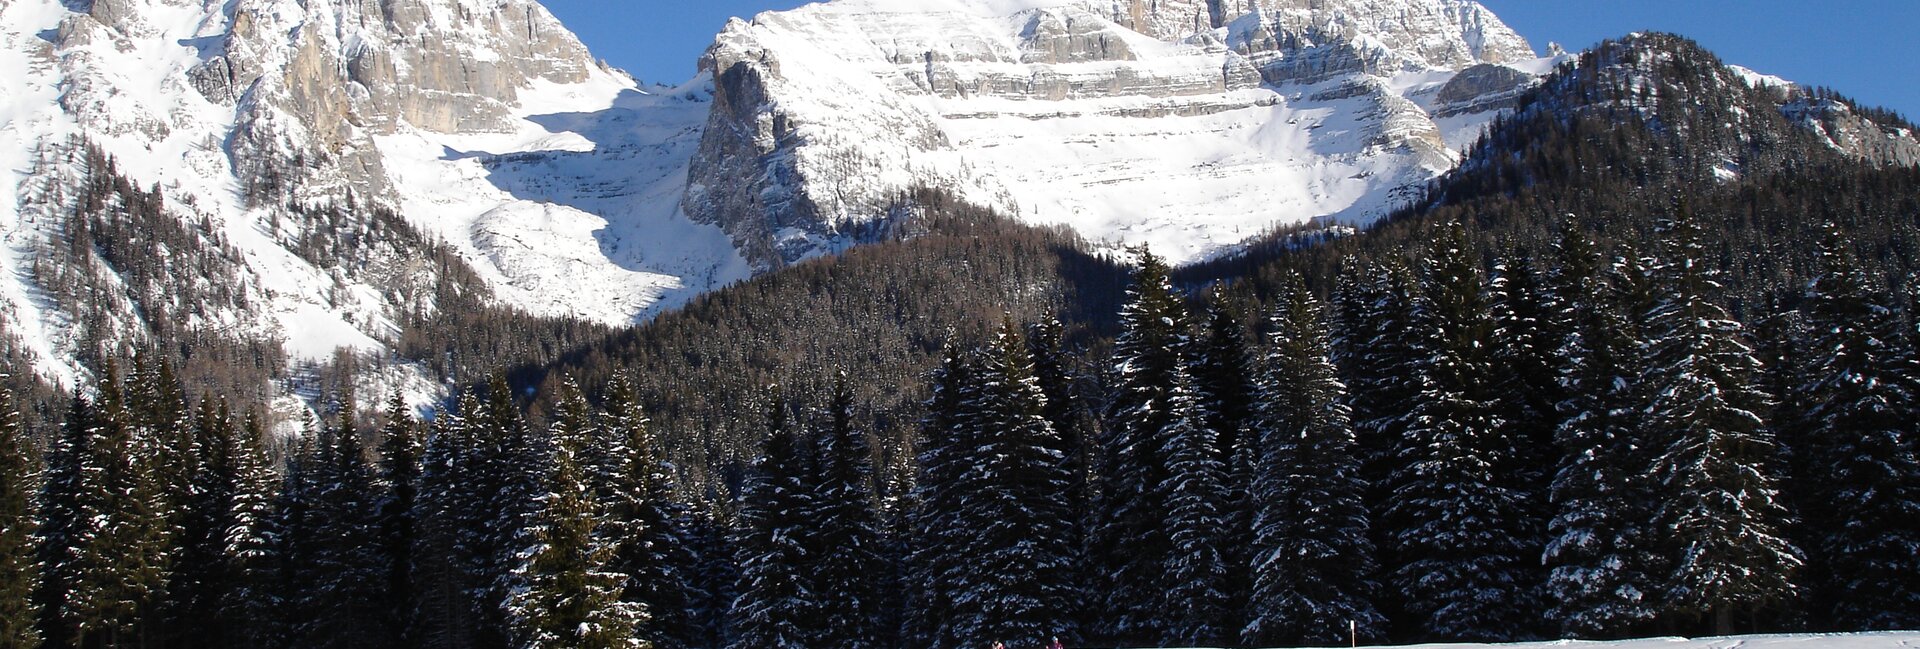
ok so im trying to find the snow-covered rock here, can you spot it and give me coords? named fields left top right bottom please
left=0, top=0, right=748, bottom=396
left=687, top=0, right=1556, bottom=268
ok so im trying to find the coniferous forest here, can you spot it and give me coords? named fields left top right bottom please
left=2, top=207, right=1918, bottom=648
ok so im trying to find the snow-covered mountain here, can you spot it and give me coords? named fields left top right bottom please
left=690, top=0, right=1560, bottom=268
left=0, top=0, right=748, bottom=393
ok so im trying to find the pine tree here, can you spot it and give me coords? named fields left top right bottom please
left=477, top=376, right=548, bottom=648
left=1642, top=216, right=1800, bottom=635
left=1092, top=248, right=1188, bottom=642
left=172, top=399, right=234, bottom=646
left=503, top=381, right=645, bottom=649
left=38, top=393, right=94, bottom=648
left=0, top=384, right=42, bottom=648
left=1541, top=230, right=1660, bottom=638
left=601, top=372, right=701, bottom=649
left=1025, top=317, right=1093, bottom=582
left=950, top=319, right=1080, bottom=648
left=727, top=388, right=816, bottom=649
left=1333, top=260, right=1423, bottom=528
left=1242, top=272, right=1381, bottom=647
left=809, top=373, right=890, bottom=649
left=1385, top=226, right=1539, bottom=641
left=1789, top=224, right=1920, bottom=630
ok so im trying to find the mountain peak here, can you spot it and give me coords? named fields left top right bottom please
left=690, top=0, right=1548, bottom=268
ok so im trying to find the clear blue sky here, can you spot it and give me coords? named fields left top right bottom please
left=541, top=0, right=1920, bottom=120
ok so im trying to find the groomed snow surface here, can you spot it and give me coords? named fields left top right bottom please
left=1159, top=632, right=1920, bottom=649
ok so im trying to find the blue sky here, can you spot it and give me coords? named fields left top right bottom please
left=540, top=0, right=1919, bottom=120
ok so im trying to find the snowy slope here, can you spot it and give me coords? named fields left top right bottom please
left=689, top=0, right=1560, bottom=267
left=1219, top=633, right=1920, bottom=649
left=0, top=0, right=748, bottom=395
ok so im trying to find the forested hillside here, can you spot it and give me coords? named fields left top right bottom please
left=0, top=28, right=1915, bottom=649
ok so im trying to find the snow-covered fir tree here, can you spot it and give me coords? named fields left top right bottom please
left=376, top=391, right=424, bottom=642
left=948, top=319, right=1080, bottom=648
left=601, top=372, right=704, bottom=649
left=0, top=384, right=41, bottom=648
left=1192, top=288, right=1259, bottom=628
left=502, top=381, right=645, bottom=649
left=1788, top=224, right=1920, bottom=630
left=59, top=366, right=171, bottom=648
left=906, top=346, right=980, bottom=649
left=410, top=394, right=489, bottom=649
left=808, top=373, right=892, bottom=649
left=1157, top=361, right=1232, bottom=646
left=303, top=389, right=398, bottom=648
left=215, top=410, right=279, bottom=649
left=1092, top=248, right=1188, bottom=642
left=728, top=388, right=818, bottom=649
left=37, top=393, right=91, bottom=648
left=1242, top=272, right=1383, bottom=647
left=1386, top=225, right=1540, bottom=641
left=1542, top=230, right=1660, bottom=638
left=1641, top=216, right=1800, bottom=635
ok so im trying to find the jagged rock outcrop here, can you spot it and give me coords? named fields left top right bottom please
left=1784, top=95, right=1920, bottom=167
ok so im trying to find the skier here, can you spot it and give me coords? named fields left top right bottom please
left=1049, top=637, right=1064, bottom=649
left=991, top=642, right=1005, bottom=649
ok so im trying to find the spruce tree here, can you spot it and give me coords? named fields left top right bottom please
left=216, top=410, right=279, bottom=649
left=1642, top=217, right=1800, bottom=635
left=1789, top=225, right=1920, bottom=629
left=1157, top=361, right=1231, bottom=646
left=602, top=373, right=701, bottom=649
left=809, top=373, right=890, bottom=649
left=1026, top=317, right=1094, bottom=634
left=727, top=388, right=816, bottom=649
left=1385, top=226, right=1539, bottom=641
left=173, top=399, right=234, bottom=646
left=1242, top=273, right=1382, bottom=647
left=503, top=381, right=644, bottom=649
left=63, top=365, right=171, bottom=647
left=950, top=319, right=1080, bottom=648
left=376, top=391, right=423, bottom=643
left=38, top=393, right=94, bottom=648
left=0, top=384, right=42, bottom=648
left=410, top=395, right=486, bottom=649
left=906, top=347, right=978, bottom=649
left=301, top=392, right=395, bottom=649
left=1541, top=230, right=1660, bottom=638
left=1192, top=288, right=1257, bottom=630
left=1092, top=248, right=1187, bottom=642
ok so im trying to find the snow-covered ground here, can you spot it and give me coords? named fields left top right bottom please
left=1164, top=632, right=1920, bottom=649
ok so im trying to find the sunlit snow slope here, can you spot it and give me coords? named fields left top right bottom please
left=1181, top=632, right=1920, bottom=649
left=0, top=0, right=747, bottom=390
left=690, top=0, right=1562, bottom=267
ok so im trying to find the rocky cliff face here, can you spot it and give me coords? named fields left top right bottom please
left=688, top=0, right=1552, bottom=269
left=0, top=0, right=745, bottom=399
